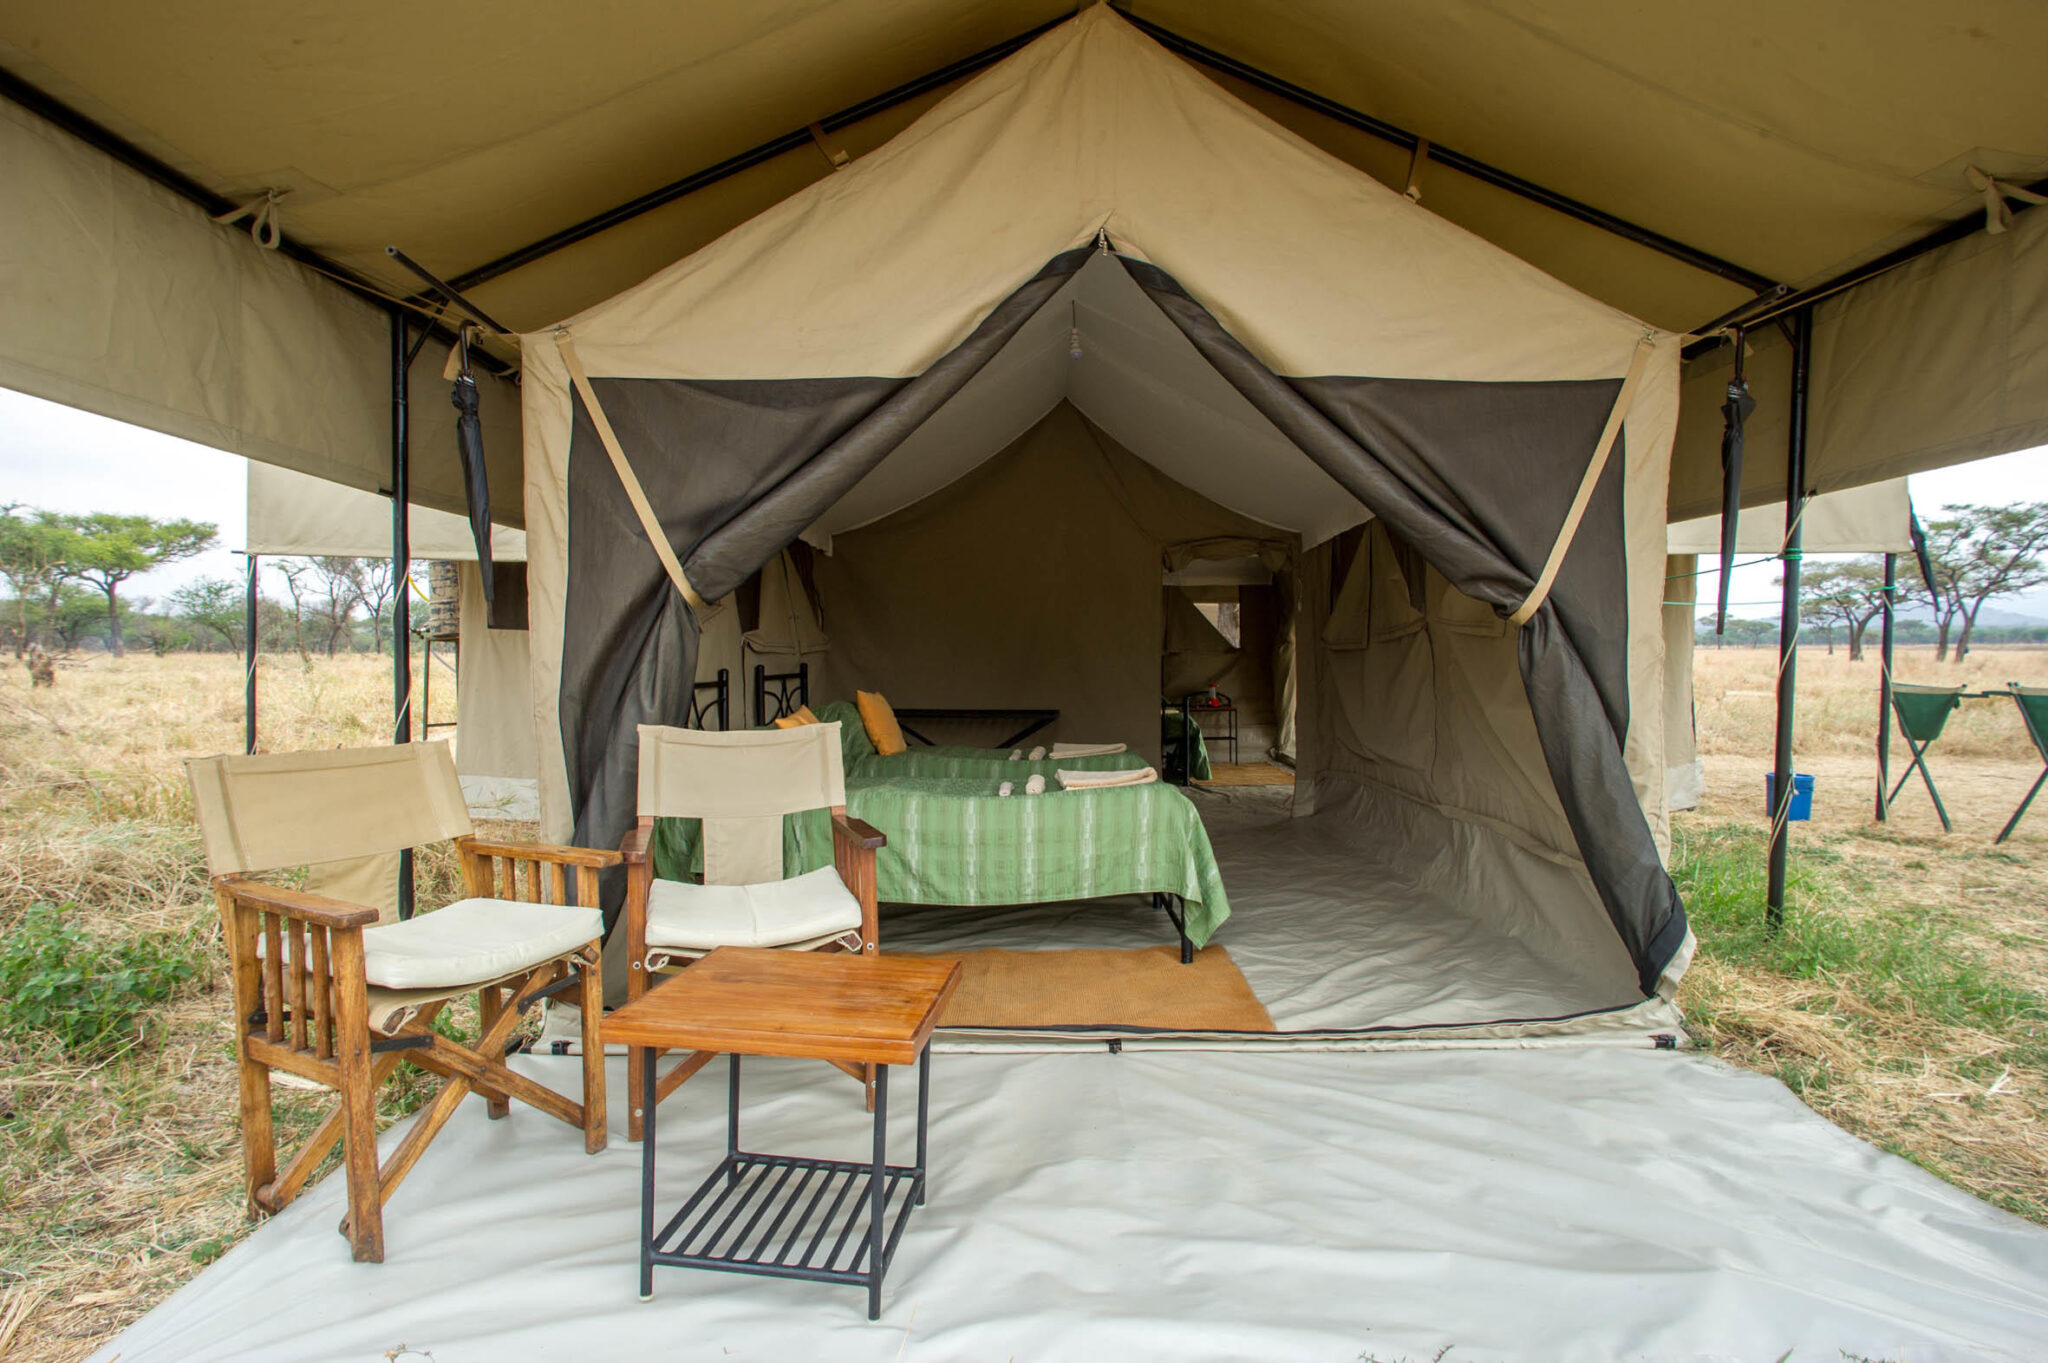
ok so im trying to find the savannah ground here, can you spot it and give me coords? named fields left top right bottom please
left=1, top=648, right=2045, bottom=1358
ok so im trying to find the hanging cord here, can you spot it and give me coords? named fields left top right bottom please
left=213, top=188, right=287, bottom=249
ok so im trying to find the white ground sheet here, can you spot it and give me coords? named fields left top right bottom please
left=882, top=788, right=1637, bottom=1033
left=96, top=1049, right=2048, bottom=1362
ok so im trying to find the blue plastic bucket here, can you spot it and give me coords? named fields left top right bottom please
left=1764, top=771, right=1815, bottom=821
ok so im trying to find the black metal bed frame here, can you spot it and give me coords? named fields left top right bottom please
left=1153, top=892, right=1194, bottom=964
left=892, top=707, right=1058, bottom=751
left=639, top=1049, right=931, bottom=1319
left=689, top=668, right=731, bottom=731
left=753, top=663, right=809, bottom=726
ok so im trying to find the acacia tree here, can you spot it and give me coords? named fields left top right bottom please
left=60, top=512, right=216, bottom=656
left=171, top=576, right=246, bottom=651
left=1796, top=559, right=1890, bottom=660
left=1943, top=502, right=2048, bottom=661
left=1912, top=517, right=1970, bottom=660
left=0, top=507, right=78, bottom=655
left=305, top=557, right=368, bottom=656
left=269, top=559, right=315, bottom=660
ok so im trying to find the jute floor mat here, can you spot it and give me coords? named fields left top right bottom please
left=909, top=945, right=1276, bottom=1032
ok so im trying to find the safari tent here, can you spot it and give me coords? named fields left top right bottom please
left=518, top=7, right=1689, bottom=1027
left=11, top=3, right=2048, bottom=1356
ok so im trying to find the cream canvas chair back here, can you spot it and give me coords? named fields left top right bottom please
left=187, top=742, right=475, bottom=923
left=637, top=723, right=846, bottom=886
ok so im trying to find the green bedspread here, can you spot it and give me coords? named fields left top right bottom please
left=852, top=745, right=1148, bottom=780
left=651, top=773, right=1229, bottom=947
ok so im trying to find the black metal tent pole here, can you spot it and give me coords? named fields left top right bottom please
left=1766, top=306, right=1813, bottom=927
left=244, top=553, right=259, bottom=755
left=391, top=308, right=415, bottom=920
left=1876, top=551, right=1897, bottom=820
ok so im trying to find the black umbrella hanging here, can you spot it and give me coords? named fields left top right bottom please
left=451, top=326, right=495, bottom=604
left=1714, top=331, right=1755, bottom=634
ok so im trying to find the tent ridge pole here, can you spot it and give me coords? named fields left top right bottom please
left=1766, top=306, right=1812, bottom=927
left=1113, top=9, right=1780, bottom=295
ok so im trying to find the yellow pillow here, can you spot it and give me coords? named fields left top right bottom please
left=856, top=690, right=907, bottom=757
left=772, top=704, right=820, bottom=730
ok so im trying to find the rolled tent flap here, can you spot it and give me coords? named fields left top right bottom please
left=555, top=250, right=1088, bottom=859
left=1115, top=257, right=1685, bottom=994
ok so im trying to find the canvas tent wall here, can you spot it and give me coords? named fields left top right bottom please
left=815, top=401, right=1291, bottom=766
left=518, top=8, right=1689, bottom=1003
left=245, top=464, right=537, bottom=811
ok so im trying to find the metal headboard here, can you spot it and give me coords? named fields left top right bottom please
left=752, top=662, right=809, bottom=726
left=688, top=668, right=731, bottom=731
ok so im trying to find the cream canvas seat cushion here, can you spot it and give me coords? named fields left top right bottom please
left=362, top=899, right=602, bottom=991
left=645, top=866, right=863, bottom=951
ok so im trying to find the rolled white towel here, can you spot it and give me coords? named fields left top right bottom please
left=998, top=780, right=1015, bottom=797
left=1008, top=749, right=1022, bottom=761
left=1024, top=773, right=1047, bottom=795
left=1028, top=746, right=1047, bottom=761
left=1056, top=766, right=1160, bottom=791
left=1050, top=741, right=1127, bottom=758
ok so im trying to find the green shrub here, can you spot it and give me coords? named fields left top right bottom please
left=0, top=903, right=199, bottom=1059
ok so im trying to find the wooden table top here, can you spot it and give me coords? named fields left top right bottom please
left=601, top=948, right=962, bottom=1066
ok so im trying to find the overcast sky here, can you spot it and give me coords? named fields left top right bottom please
left=2, top=383, right=2045, bottom=617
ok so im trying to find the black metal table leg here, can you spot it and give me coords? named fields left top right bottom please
left=727, top=1053, right=741, bottom=1187
left=915, top=1045, right=930, bottom=1206
left=639, top=1046, right=656, bottom=1301
left=868, top=1064, right=889, bottom=1320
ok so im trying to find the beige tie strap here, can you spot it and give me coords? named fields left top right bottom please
left=1507, top=336, right=1655, bottom=627
left=553, top=331, right=709, bottom=615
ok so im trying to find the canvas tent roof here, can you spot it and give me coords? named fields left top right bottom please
left=4, top=1, right=2048, bottom=531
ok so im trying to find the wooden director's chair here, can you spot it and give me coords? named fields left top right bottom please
left=619, top=721, right=885, bottom=1140
left=187, top=742, right=612, bottom=1262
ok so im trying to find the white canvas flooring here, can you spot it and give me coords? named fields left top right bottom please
left=883, top=786, right=1641, bottom=1035
left=96, top=1048, right=2048, bottom=1362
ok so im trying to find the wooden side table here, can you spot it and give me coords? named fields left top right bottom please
left=601, top=947, right=961, bottom=1319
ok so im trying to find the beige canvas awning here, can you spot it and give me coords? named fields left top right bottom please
left=246, top=462, right=529, bottom=561
left=4, top=2, right=2046, bottom=529
left=1666, top=478, right=1914, bottom=556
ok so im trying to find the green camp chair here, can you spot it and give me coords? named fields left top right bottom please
left=1995, top=685, right=2048, bottom=844
left=1887, top=682, right=1965, bottom=832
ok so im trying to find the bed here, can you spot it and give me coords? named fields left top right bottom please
left=651, top=703, right=1229, bottom=957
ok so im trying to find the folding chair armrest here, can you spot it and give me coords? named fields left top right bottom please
left=456, top=835, right=622, bottom=869
left=831, top=813, right=886, bottom=852
left=215, top=877, right=382, bottom=931
left=618, top=824, right=653, bottom=865
left=830, top=813, right=882, bottom=955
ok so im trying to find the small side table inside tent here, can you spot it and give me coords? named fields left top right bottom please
left=602, top=947, right=961, bottom=1320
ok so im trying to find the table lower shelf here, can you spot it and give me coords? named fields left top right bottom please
left=651, top=1150, right=924, bottom=1287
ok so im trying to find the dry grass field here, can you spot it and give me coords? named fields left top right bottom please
left=1680, top=644, right=2048, bottom=1223
left=0, top=646, right=2043, bottom=1357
